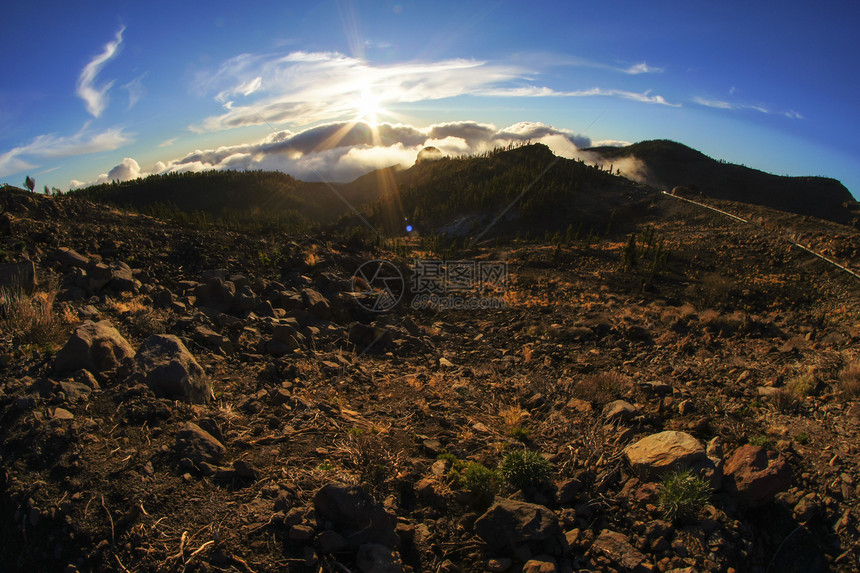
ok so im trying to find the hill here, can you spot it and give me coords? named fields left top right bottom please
left=587, top=139, right=855, bottom=223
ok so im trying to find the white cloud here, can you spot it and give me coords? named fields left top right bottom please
left=0, top=126, right=132, bottom=178
left=76, top=27, right=125, bottom=117
left=107, top=158, right=141, bottom=182
left=624, top=62, right=663, bottom=74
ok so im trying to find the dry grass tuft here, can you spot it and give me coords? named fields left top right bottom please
left=571, top=371, right=629, bottom=406
left=0, top=284, right=69, bottom=348
left=838, top=361, right=860, bottom=400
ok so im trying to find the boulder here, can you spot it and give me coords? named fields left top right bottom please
left=603, top=400, right=638, bottom=423
left=107, top=261, right=136, bottom=292
left=54, top=247, right=89, bottom=269
left=590, top=530, right=649, bottom=571
left=302, top=288, right=331, bottom=319
left=623, top=431, right=712, bottom=481
left=0, top=260, right=37, bottom=294
left=473, top=498, right=562, bottom=553
left=313, top=483, right=398, bottom=549
left=723, top=445, right=791, bottom=507
left=196, top=277, right=235, bottom=313
left=54, top=320, right=135, bottom=375
left=135, top=334, right=213, bottom=404
left=175, top=422, right=226, bottom=466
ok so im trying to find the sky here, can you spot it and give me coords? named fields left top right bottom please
left=1, top=0, right=858, bottom=198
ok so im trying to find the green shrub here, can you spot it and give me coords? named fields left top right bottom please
left=658, top=469, right=711, bottom=521
left=498, top=449, right=552, bottom=491
left=453, top=462, right=498, bottom=508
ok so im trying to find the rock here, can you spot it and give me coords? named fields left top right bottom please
left=86, top=263, right=113, bottom=292
left=623, top=431, right=712, bottom=481
left=723, top=445, right=791, bottom=507
left=289, top=525, right=315, bottom=541
left=473, top=498, right=562, bottom=553
left=355, top=543, right=404, bottom=573
left=55, top=247, right=89, bottom=269
left=590, top=530, right=649, bottom=571
left=603, top=400, right=638, bottom=423
left=313, top=483, right=398, bottom=549
left=55, top=320, right=135, bottom=375
left=135, top=334, right=213, bottom=404
left=193, top=326, right=234, bottom=355
left=302, top=288, right=331, bottom=319
left=57, top=380, right=92, bottom=400
left=196, top=277, right=235, bottom=313
left=0, top=260, right=37, bottom=294
left=486, top=557, right=513, bottom=572
left=317, top=530, right=349, bottom=554
left=793, top=493, right=821, bottom=522
left=175, top=422, right=226, bottom=466
left=108, top=262, right=135, bottom=292
left=522, top=558, right=557, bottom=573
left=52, top=407, right=74, bottom=420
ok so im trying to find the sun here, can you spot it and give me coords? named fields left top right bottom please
left=354, top=86, right=385, bottom=125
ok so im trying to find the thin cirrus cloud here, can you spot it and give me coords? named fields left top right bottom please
left=190, top=50, right=675, bottom=133
left=0, top=127, right=132, bottom=178
left=76, top=26, right=125, bottom=117
left=692, top=96, right=803, bottom=119
left=80, top=119, right=652, bottom=189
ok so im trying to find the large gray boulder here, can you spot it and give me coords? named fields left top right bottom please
left=54, top=320, right=135, bottom=375
left=473, top=498, right=562, bottom=553
left=135, top=334, right=212, bottom=404
left=313, top=483, right=398, bottom=549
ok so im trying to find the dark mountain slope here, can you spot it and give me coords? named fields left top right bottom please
left=587, top=139, right=854, bottom=223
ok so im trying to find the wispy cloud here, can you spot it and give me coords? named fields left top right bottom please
left=0, top=126, right=132, bottom=178
left=122, top=73, right=147, bottom=110
left=192, top=51, right=518, bottom=132
left=693, top=96, right=802, bottom=119
left=190, top=50, right=674, bottom=133
left=76, top=27, right=125, bottom=117
left=480, top=86, right=679, bottom=106
left=623, top=62, right=663, bottom=74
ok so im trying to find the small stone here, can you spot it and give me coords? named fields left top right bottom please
left=289, top=525, right=315, bottom=541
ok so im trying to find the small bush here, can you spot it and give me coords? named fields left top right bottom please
left=498, top=449, right=552, bottom=491
left=786, top=372, right=817, bottom=397
left=838, top=362, right=860, bottom=400
left=795, top=432, right=810, bottom=445
left=769, top=388, right=800, bottom=413
left=748, top=434, right=773, bottom=449
left=453, top=462, right=498, bottom=508
left=571, top=372, right=628, bottom=406
left=658, top=469, right=711, bottom=521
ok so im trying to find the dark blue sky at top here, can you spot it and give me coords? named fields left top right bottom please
left=1, top=0, right=858, bottom=195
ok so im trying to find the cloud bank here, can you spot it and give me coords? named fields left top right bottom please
left=77, top=119, right=651, bottom=189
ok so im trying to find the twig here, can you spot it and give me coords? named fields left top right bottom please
left=101, top=494, right=115, bottom=545
left=115, top=554, right=131, bottom=573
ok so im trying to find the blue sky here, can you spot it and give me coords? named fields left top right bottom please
left=1, top=0, right=858, bottom=198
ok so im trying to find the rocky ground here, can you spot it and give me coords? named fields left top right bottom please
left=2, top=186, right=860, bottom=572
